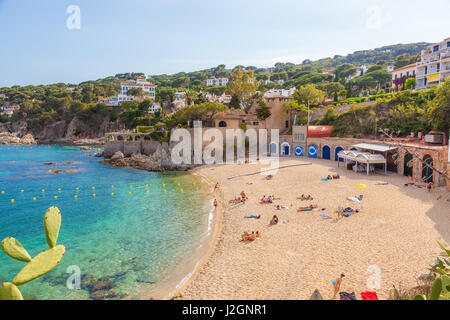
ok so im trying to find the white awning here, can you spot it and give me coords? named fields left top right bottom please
left=352, top=143, right=398, bottom=152
left=337, top=150, right=386, bottom=164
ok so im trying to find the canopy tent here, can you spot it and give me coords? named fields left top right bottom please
left=337, top=150, right=387, bottom=175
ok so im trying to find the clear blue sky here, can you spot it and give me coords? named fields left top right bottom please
left=0, top=0, right=449, bottom=87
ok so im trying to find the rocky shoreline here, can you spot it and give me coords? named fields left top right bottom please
left=0, top=132, right=36, bottom=145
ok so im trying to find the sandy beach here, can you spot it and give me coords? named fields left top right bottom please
left=177, top=158, right=450, bottom=300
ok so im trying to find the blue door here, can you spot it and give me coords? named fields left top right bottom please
left=295, top=146, right=304, bottom=156
left=335, top=147, right=344, bottom=162
left=284, top=145, right=290, bottom=155
left=322, top=145, right=331, bottom=160
left=308, top=145, right=318, bottom=158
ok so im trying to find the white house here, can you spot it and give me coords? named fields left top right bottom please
left=205, top=92, right=232, bottom=104
left=149, top=103, right=161, bottom=114
left=264, top=88, right=295, bottom=98
left=1, top=105, right=20, bottom=117
left=173, top=91, right=187, bottom=111
left=105, top=76, right=157, bottom=106
left=203, top=77, right=229, bottom=87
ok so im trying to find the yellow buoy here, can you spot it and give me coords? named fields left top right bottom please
left=164, top=189, right=167, bottom=193
left=177, top=183, right=181, bottom=187
left=93, top=194, right=96, bottom=197
left=1, top=191, right=4, bottom=194
left=146, top=184, right=149, bottom=188
left=111, top=186, right=114, bottom=189
left=129, top=191, right=132, bottom=195
left=196, top=187, right=199, bottom=190
left=58, top=188, right=61, bottom=191
left=74, top=195, right=78, bottom=199
left=21, top=190, right=24, bottom=193
left=11, top=199, right=15, bottom=203
left=76, top=187, right=79, bottom=190
left=111, top=193, right=114, bottom=196
left=180, top=189, right=183, bottom=192
left=146, top=190, right=150, bottom=193
left=163, top=184, right=166, bottom=187
left=92, top=187, right=95, bottom=190
left=42, top=189, right=45, bottom=192
left=33, top=197, right=36, bottom=201
left=54, top=196, right=58, bottom=200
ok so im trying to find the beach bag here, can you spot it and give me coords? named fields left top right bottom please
left=339, top=292, right=357, bottom=300
left=361, top=291, right=378, bottom=300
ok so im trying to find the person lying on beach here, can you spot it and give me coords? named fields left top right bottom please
left=245, top=215, right=261, bottom=219
left=274, top=205, right=288, bottom=210
left=229, top=196, right=242, bottom=203
left=347, top=195, right=363, bottom=202
left=297, top=194, right=313, bottom=201
left=332, top=274, right=345, bottom=300
left=241, top=232, right=256, bottom=242
left=297, top=204, right=318, bottom=212
left=269, top=215, right=279, bottom=225
left=332, top=174, right=340, bottom=179
left=255, top=231, right=261, bottom=238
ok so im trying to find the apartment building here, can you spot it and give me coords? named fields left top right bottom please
left=416, top=37, right=450, bottom=89
left=203, top=77, right=229, bottom=87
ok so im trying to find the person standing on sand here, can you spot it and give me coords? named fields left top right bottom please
left=331, top=274, right=345, bottom=299
left=213, top=199, right=218, bottom=208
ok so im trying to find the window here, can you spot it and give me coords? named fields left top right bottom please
left=447, top=41, right=450, bottom=48
left=437, top=63, right=440, bottom=72
left=294, top=133, right=305, bottom=141
left=433, top=45, right=439, bottom=52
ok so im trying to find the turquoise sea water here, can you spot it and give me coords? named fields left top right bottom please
left=0, top=144, right=211, bottom=300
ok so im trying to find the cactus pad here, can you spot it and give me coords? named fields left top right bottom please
left=0, top=282, right=23, bottom=300
left=13, top=245, right=66, bottom=286
left=1, top=237, right=32, bottom=262
left=44, top=206, right=61, bottom=248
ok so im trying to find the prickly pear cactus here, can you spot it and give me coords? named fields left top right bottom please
left=0, top=206, right=66, bottom=300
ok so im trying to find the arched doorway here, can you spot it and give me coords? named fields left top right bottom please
left=308, top=144, right=318, bottom=158
left=322, top=145, right=331, bottom=160
left=269, top=142, right=278, bottom=155
left=294, top=146, right=304, bottom=157
left=403, top=152, right=413, bottom=177
left=281, top=142, right=290, bottom=156
left=335, top=146, right=344, bottom=162
left=422, top=154, right=434, bottom=184
left=218, top=121, right=227, bottom=127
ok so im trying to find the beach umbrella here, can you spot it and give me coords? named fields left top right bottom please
left=355, top=184, right=367, bottom=189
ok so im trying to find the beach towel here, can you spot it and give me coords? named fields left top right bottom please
left=355, top=184, right=367, bottom=189
left=339, top=292, right=357, bottom=300
left=321, top=178, right=328, bottom=182
left=361, top=291, right=379, bottom=300
left=319, top=214, right=331, bottom=220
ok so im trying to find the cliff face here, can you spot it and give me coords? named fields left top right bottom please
left=0, top=116, right=109, bottom=144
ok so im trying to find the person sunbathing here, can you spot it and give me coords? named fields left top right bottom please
left=240, top=191, right=247, bottom=201
left=297, top=204, right=318, bottom=212
left=275, top=205, right=288, bottom=210
left=229, top=196, right=242, bottom=204
left=332, top=174, right=340, bottom=179
left=269, top=215, right=279, bottom=225
left=245, top=214, right=261, bottom=219
left=255, top=231, right=262, bottom=238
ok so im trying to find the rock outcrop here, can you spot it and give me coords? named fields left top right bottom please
left=105, top=144, right=194, bottom=172
left=0, top=132, right=36, bottom=145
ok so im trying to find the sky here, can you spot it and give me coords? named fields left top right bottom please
left=0, top=0, right=449, bottom=87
